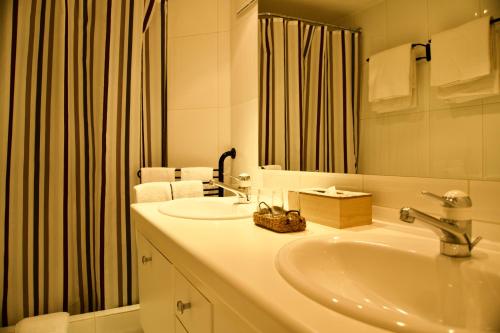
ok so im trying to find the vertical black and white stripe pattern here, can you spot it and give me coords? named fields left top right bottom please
left=259, top=17, right=359, bottom=173
left=0, top=0, right=167, bottom=326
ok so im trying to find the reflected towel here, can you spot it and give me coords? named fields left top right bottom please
left=431, top=16, right=492, bottom=87
left=171, top=180, right=204, bottom=199
left=261, top=165, right=282, bottom=170
left=180, top=167, right=213, bottom=182
left=133, top=182, right=172, bottom=203
left=141, top=167, right=176, bottom=183
left=369, top=43, right=414, bottom=102
left=434, top=22, right=499, bottom=103
left=15, top=312, right=69, bottom=333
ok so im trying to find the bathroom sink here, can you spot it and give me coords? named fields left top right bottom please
left=276, top=232, right=500, bottom=332
left=158, top=197, right=255, bottom=220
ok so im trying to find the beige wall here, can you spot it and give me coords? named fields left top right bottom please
left=167, top=0, right=232, bottom=168
left=339, top=0, right=500, bottom=180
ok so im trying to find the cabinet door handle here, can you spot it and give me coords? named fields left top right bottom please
left=141, top=256, right=152, bottom=264
left=176, top=300, right=191, bottom=314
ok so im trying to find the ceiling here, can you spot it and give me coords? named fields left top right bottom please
left=259, top=0, right=382, bottom=23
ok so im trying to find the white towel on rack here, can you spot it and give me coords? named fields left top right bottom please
left=369, top=44, right=417, bottom=112
left=133, top=182, right=172, bottom=203
left=431, top=16, right=493, bottom=88
left=141, top=167, right=176, bottom=183
left=369, top=43, right=414, bottom=102
left=180, top=167, right=213, bottom=182
left=171, top=180, right=204, bottom=199
left=433, top=20, right=499, bottom=103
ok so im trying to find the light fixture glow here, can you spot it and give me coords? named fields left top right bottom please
left=396, top=321, right=406, bottom=327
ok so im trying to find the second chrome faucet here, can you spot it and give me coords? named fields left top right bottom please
left=400, top=190, right=482, bottom=257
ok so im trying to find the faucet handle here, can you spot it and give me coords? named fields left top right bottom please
left=421, top=190, right=472, bottom=208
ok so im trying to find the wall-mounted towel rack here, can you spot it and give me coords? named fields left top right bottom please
left=366, top=42, right=431, bottom=62
left=136, top=148, right=237, bottom=197
left=491, top=17, right=499, bottom=24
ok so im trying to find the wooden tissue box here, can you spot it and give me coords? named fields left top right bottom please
left=288, top=189, right=372, bottom=229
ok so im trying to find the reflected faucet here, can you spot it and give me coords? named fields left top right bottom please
left=400, top=190, right=481, bottom=257
left=209, top=173, right=251, bottom=204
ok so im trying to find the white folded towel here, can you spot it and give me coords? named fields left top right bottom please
left=433, top=19, right=499, bottom=103
left=141, top=167, right=176, bottom=183
left=180, top=167, right=213, bottom=182
left=133, top=182, right=172, bottom=203
left=369, top=43, right=414, bottom=102
left=369, top=44, right=417, bottom=112
left=15, top=312, right=69, bottom=333
left=431, top=16, right=492, bottom=87
left=171, top=180, right=204, bottom=199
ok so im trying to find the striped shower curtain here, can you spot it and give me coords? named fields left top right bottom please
left=259, top=17, right=359, bottom=173
left=0, top=0, right=167, bottom=326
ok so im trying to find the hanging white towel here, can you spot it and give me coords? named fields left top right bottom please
left=369, top=43, right=414, bottom=102
left=369, top=44, right=417, bottom=112
left=15, top=312, right=69, bottom=333
left=133, top=182, right=173, bottom=203
left=140, top=167, right=176, bottom=183
left=171, top=180, right=204, bottom=199
left=431, top=16, right=492, bottom=87
left=180, top=167, right=213, bottom=182
left=434, top=20, right=499, bottom=102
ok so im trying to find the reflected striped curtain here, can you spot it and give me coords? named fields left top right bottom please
left=0, top=0, right=167, bottom=326
left=259, top=17, right=359, bottom=173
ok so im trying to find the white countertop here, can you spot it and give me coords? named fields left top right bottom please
left=132, top=200, right=398, bottom=333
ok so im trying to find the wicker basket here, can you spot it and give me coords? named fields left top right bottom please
left=253, top=203, right=306, bottom=233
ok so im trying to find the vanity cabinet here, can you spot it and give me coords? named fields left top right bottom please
left=137, top=233, right=175, bottom=333
left=137, top=231, right=256, bottom=333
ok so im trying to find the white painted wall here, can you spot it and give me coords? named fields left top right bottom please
left=167, top=0, right=232, bottom=168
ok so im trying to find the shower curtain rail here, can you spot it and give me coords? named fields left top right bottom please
left=258, top=12, right=361, bottom=32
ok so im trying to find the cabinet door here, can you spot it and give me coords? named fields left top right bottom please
left=174, top=269, right=213, bottom=333
left=137, top=233, right=175, bottom=333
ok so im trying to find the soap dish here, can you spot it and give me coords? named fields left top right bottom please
left=253, top=203, right=306, bottom=233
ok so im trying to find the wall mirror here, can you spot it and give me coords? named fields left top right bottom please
left=258, top=0, right=500, bottom=181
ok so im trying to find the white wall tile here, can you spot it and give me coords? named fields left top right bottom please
left=168, top=0, right=218, bottom=37
left=385, top=0, right=428, bottom=47
left=218, top=0, right=231, bottom=32
left=428, top=0, right=481, bottom=35
left=299, top=172, right=363, bottom=192
left=470, top=180, right=500, bottom=223
left=218, top=106, right=231, bottom=156
left=218, top=32, right=231, bottom=108
left=363, top=175, right=468, bottom=215
left=350, top=1, right=387, bottom=57
left=384, top=111, right=429, bottom=177
left=261, top=170, right=302, bottom=190
left=169, top=34, right=218, bottom=110
left=230, top=4, right=258, bottom=106
left=168, top=108, right=219, bottom=167
left=484, top=103, right=500, bottom=179
left=359, top=117, right=390, bottom=175
left=429, top=106, right=483, bottom=179
left=230, top=98, right=259, bottom=178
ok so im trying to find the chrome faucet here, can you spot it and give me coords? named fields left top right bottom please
left=400, top=190, right=482, bottom=257
left=209, top=173, right=251, bottom=204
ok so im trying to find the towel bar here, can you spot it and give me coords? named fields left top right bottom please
left=366, top=42, right=431, bottom=62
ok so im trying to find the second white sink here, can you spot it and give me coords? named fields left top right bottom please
left=276, top=231, right=500, bottom=333
left=158, top=197, right=255, bottom=220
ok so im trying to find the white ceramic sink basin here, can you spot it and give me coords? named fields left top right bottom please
left=158, top=197, right=255, bottom=220
left=276, top=232, right=500, bottom=333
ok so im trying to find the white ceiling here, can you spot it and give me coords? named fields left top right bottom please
left=259, top=0, right=382, bottom=23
